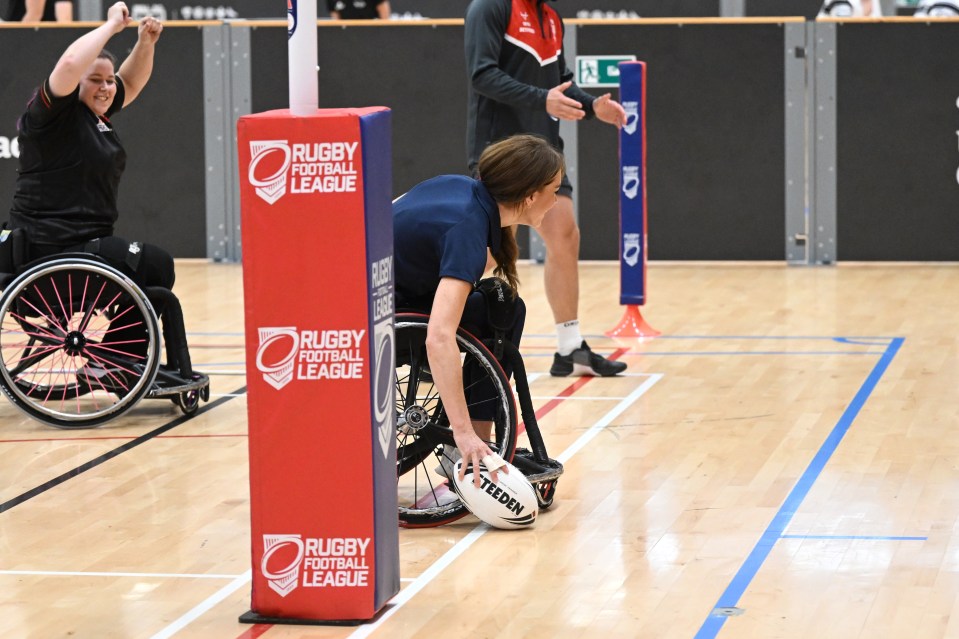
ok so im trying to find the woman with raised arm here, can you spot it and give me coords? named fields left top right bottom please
left=6, top=1, right=173, bottom=290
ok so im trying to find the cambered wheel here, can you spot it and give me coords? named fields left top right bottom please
left=394, top=314, right=518, bottom=527
left=174, top=388, right=201, bottom=415
left=0, top=258, right=160, bottom=428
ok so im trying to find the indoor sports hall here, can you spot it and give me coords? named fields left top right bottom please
left=1, top=2, right=958, bottom=638
left=2, top=262, right=958, bottom=638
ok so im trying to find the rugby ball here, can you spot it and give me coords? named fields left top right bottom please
left=451, top=459, right=538, bottom=529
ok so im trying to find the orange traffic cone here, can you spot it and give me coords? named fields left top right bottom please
left=605, top=304, right=660, bottom=339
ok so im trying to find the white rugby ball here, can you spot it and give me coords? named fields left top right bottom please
left=451, top=459, right=538, bottom=529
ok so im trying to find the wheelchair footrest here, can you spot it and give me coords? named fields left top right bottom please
left=147, top=370, right=210, bottom=399
left=511, top=447, right=564, bottom=484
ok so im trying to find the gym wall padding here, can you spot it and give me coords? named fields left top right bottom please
left=747, top=0, right=824, bottom=18
left=113, top=0, right=720, bottom=20
left=246, top=20, right=788, bottom=262
left=4, top=19, right=958, bottom=261
left=575, top=22, right=788, bottom=260
left=834, top=21, right=959, bottom=260
left=0, top=24, right=207, bottom=258
left=249, top=22, right=468, bottom=198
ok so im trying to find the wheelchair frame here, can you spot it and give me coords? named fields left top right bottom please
left=394, top=312, right=563, bottom=528
left=0, top=245, right=210, bottom=429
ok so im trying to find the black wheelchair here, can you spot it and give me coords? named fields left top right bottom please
left=0, top=228, right=210, bottom=429
left=394, top=310, right=564, bottom=527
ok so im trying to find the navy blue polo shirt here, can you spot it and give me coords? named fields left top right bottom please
left=393, top=175, right=501, bottom=309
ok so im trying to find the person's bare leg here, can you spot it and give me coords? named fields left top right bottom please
left=538, top=195, right=580, bottom=325
left=538, top=196, right=628, bottom=377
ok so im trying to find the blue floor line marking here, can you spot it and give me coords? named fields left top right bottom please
left=523, top=350, right=881, bottom=359
left=693, top=336, right=904, bottom=639
left=598, top=335, right=898, bottom=341
left=833, top=337, right=897, bottom=346
left=187, top=332, right=903, bottom=342
left=780, top=534, right=927, bottom=541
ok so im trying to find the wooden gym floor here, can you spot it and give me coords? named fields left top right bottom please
left=1, top=260, right=958, bottom=639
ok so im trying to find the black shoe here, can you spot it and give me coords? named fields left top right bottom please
left=549, top=341, right=627, bottom=377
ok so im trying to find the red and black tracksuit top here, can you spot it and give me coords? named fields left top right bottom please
left=465, top=0, right=596, bottom=170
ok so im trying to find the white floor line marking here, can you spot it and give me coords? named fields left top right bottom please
left=0, top=570, right=242, bottom=580
left=555, top=374, right=663, bottom=464
left=146, top=374, right=663, bottom=638
left=347, top=373, right=663, bottom=639
left=347, top=527, right=490, bottom=639
left=530, top=395, right=628, bottom=401
left=149, top=570, right=252, bottom=639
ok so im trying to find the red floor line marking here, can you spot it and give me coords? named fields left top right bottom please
left=185, top=344, right=247, bottom=349
left=226, top=349, right=630, bottom=636
left=0, top=433, right=248, bottom=444
left=187, top=343, right=631, bottom=352
left=236, top=624, right=272, bottom=638
left=155, top=433, right=248, bottom=440
left=518, top=347, right=628, bottom=435
left=226, top=361, right=618, bottom=639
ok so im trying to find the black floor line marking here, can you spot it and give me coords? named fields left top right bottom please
left=0, top=386, right=247, bottom=514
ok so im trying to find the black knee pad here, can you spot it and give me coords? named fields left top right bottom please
left=79, top=237, right=175, bottom=289
left=139, top=243, right=175, bottom=290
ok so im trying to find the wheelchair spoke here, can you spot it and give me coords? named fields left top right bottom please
left=0, top=258, right=162, bottom=428
left=41, top=275, right=71, bottom=331
left=6, top=343, right=63, bottom=379
left=86, top=341, right=149, bottom=360
left=76, top=278, right=109, bottom=334
left=12, top=301, right=69, bottom=341
left=6, top=315, right=63, bottom=346
left=394, top=316, right=518, bottom=527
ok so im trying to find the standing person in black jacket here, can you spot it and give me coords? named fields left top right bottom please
left=465, top=0, right=629, bottom=378
left=2, top=0, right=73, bottom=21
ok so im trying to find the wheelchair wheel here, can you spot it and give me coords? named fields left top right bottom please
left=394, top=314, right=518, bottom=527
left=174, top=389, right=201, bottom=415
left=0, top=258, right=160, bottom=428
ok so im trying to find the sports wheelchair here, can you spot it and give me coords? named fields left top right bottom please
left=0, top=228, right=210, bottom=429
left=394, top=309, right=564, bottom=527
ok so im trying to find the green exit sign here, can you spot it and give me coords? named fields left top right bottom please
left=575, top=55, right=636, bottom=87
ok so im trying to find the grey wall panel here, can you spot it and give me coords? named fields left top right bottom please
left=812, top=21, right=837, bottom=263
left=203, top=23, right=233, bottom=262
left=575, top=22, right=788, bottom=260
left=0, top=25, right=207, bottom=258
left=784, top=21, right=810, bottom=263
left=835, top=21, right=959, bottom=260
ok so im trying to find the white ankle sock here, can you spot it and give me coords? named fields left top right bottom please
left=556, top=320, right=583, bottom=356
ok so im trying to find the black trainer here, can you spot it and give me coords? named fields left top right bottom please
left=549, top=341, right=627, bottom=377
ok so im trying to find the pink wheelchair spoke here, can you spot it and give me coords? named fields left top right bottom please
left=0, top=261, right=163, bottom=427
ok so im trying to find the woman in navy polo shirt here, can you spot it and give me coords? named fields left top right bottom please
left=393, top=134, right=564, bottom=487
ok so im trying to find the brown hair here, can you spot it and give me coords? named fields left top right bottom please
left=477, top=135, right=565, bottom=293
left=97, top=49, right=118, bottom=68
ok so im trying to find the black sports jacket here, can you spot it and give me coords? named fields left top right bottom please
left=465, top=0, right=596, bottom=169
